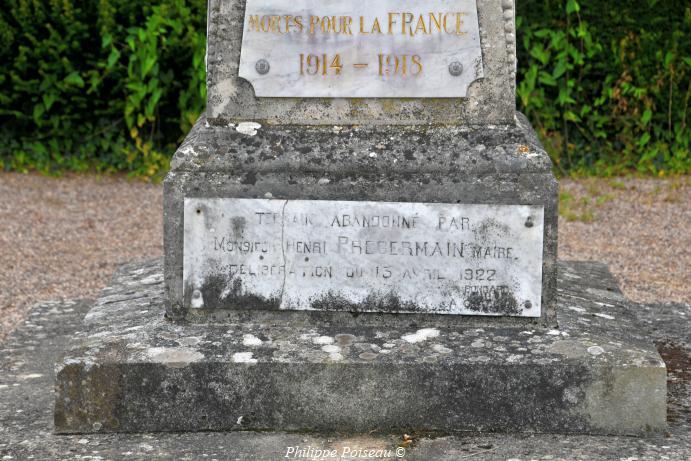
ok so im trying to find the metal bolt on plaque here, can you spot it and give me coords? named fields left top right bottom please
left=448, top=61, right=464, bottom=76
left=255, top=59, right=270, bottom=75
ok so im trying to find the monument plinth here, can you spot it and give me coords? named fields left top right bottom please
left=165, top=115, right=558, bottom=323
left=164, top=0, right=558, bottom=325
left=54, top=0, right=666, bottom=435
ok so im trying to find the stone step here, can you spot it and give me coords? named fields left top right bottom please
left=54, top=260, right=666, bottom=435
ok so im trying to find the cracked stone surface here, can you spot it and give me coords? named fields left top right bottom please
left=0, top=262, right=688, bottom=459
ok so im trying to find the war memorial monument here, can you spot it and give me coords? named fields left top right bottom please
left=52, top=0, right=667, bottom=435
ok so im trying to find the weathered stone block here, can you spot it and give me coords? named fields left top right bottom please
left=164, top=113, right=558, bottom=325
left=54, top=260, right=667, bottom=435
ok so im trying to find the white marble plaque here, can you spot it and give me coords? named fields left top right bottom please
left=183, top=199, right=544, bottom=317
left=238, top=0, right=483, bottom=97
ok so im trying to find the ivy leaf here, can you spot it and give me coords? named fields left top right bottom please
left=32, top=103, right=45, bottom=123
left=141, top=56, right=157, bottom=78
left=42, top=93, right=58, bottom=111
left=553, top=60, right=568, bottom=79
left=64, top=72, right=85, bottom=88
left=107, top=49, right=121, bottom=69
left=530, top=44, right=550, bottom=65
left=638, top=133, right=651, bottom=148
left=564, top=110, right=581, bottom=122
left=641, top=109, right=653, bottom=126
left=539, top=71, right=558, bottom=86
left=664, top=51, right=674, bottom=67
left=566, top=0, right=581, bottom=14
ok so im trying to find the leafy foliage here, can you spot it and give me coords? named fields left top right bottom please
left=517, top=0, right=690, bottom=175
left=0, top=0, right=688, bottom=177
left=0, top=0, right=206, bottom=178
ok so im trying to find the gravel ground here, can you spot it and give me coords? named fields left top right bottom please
left=0, top=173, right=163, bottom=341
left=0, top=172, right=688, bottom=341
left=558, top=176, right=690, bottom=304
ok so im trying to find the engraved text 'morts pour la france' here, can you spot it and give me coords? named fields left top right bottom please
left=238, top=0, right=484, bottom=98
left=183, top=199, right=544, bottom=317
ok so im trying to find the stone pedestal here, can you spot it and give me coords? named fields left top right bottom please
left=54, top=260, right=666, bottom=435
left=164, top=114, right=558, bottom=326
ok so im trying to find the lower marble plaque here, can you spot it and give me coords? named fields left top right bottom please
left=183, top=199, right=544, bottom=317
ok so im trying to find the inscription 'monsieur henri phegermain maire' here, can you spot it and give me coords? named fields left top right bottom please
left=183, top=199, right=544, bottom=317
left=238, top=0, right=484, bottom=97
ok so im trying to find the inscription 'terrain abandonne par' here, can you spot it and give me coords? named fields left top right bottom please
left=183, top=199, right=544, bottom=317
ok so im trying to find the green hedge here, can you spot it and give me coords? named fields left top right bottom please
left=517, top=0, right=690, bottom=175
left=0, top=0, right=207, bottom=177
left=1, top=0, right=689, bottom=178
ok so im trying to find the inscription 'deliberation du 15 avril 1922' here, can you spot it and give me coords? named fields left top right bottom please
left=183, top=199, right=545, bottom=317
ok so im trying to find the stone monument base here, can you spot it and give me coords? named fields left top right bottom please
left=54, top=260, right=666, bottom=435
left=164, top=114, right=559, bottom=326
